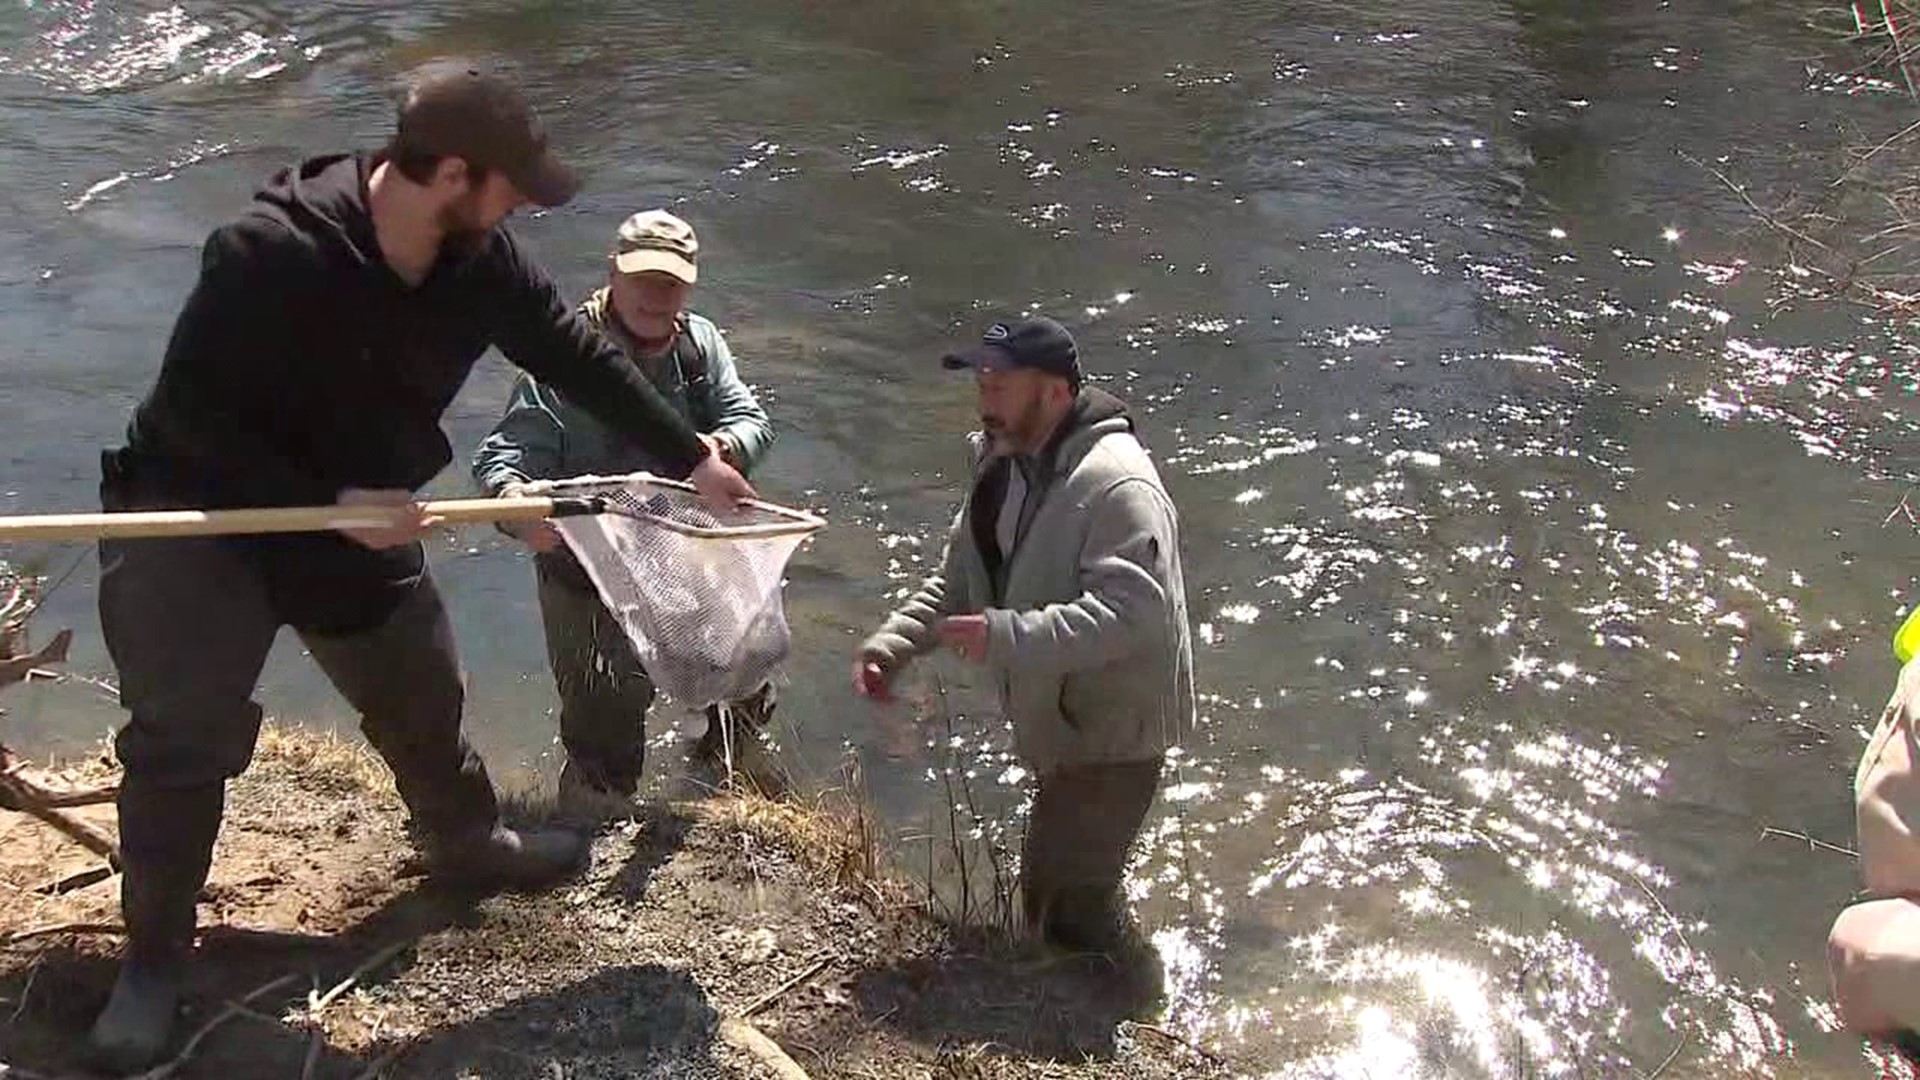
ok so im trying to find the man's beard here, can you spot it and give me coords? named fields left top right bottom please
left=435, top=196, right=489, bottom=257
left=981, top=397, right=1045, bottom=453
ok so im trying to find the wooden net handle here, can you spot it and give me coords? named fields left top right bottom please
left=0, top=497, right=587, bottom=543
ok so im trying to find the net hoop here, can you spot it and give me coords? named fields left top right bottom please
left=518, top=472, right=826, bottom=540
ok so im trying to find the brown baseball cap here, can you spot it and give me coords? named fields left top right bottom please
left=394, top=61, right=579, bottom=207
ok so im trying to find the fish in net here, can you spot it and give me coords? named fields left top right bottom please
left=518, top=473, right=824, bottom=708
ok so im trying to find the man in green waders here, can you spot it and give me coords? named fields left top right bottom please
left=474, top=209, right=778, bottom=800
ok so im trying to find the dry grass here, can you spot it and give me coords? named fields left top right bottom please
left=251, top=723, right=397, bottom=798
left=694, top=757, right=905, bottom=913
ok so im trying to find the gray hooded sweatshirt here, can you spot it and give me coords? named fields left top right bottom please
left=861, top=388, right=1196, bottom=772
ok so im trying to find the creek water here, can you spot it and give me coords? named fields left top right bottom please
left=3, top=0, right=1918, bottom=1075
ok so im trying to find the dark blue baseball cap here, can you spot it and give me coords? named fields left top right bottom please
left=941, top=316, right=1082, bottom=390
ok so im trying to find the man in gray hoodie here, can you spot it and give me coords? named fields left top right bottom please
left=854, top=316, right=1195, bottom=957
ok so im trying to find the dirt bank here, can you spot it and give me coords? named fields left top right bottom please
left=0, top=725, right=1230, bottom=1079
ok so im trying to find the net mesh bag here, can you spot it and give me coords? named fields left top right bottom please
left=523, top=472, right=823, bottom=708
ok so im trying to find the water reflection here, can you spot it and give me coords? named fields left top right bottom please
left=1120, top=724, right=1793, bottom=1076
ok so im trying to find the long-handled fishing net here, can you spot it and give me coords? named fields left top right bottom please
left=0, top=473, right=825, bottom=710
left=516, top=472, right=825, bottom=708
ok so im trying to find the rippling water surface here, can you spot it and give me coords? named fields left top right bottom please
left=3, top=1, right=1919, bottom=1075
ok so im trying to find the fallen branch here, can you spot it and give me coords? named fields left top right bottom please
left=130, top=972, right=299, bottom=1080
left=308, top=939, right=415, bottom=1018
left=0, top=626, right=122, bottom=868
left=39, top=863, right=115, bottom=896
left=0, top=630, right=68, bottom=690
left=741, top=955, right=832, bottom=1018
left=717, top=1016, right=810, bottom=1080
left=0, top=770, right=120, bottom=866
left=11, top=783, right=118, bottom=809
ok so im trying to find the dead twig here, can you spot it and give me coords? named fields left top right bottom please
left=1680, top=151, right=1834, bottom=253
left=309, top=939, right=416, bottom=1018
left=1885, top=488, right=1919, bottom=528
left=934, top=689, right=973, bottom=926
left=6, top=921, right=129, bottom=946
left=1761, top=826, right=1860, bottom=858
left=1123, top=1020, right=1226, bottom=1065
left=940, top=676, right=1015, bottom=930
left=130, top=972, right=300, bottom=1080
left=741, top=955, right=833, bottom=1018
left=1641, top=1026, right=1690, bottom=1080
left=9, top=955, right=42, bottom=1025
left=717, top=1016, right=810, bottom=1080
left=1879, top=0, right=1920, bottom=97
left=1833, top=115, right=1920, bottom=187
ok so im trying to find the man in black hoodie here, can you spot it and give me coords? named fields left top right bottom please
left=86, top=61, right=756, bottom=1070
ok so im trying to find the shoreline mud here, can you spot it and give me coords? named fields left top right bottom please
left=0, top=723, right=1228, bottom=1080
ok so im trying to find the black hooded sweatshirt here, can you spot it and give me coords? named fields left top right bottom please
left=111, top=152, right=711, bottom=633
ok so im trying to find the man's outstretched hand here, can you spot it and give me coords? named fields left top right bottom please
left=336, top=488, right=440, bottom=550
left=852, top=655, right=894, bottom=702
left=691, top=451, right=755, bottom=512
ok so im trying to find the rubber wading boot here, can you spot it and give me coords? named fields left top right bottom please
left=87, top=943, right=186, bottom=1074
left=426, top=823, right=590, bottom=891
left=86, top=780, right=223, bottom=1073
left=558, top=757, right=640, bottom=803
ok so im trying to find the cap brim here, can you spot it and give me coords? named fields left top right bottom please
left=511, top=151, right=579, bottom=208
left=612, top=248, right=698, bottom=283
left=941, top=343, right=1012, bottom=372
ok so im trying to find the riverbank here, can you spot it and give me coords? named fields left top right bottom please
left=0, top=724, right=1226, bottom=1079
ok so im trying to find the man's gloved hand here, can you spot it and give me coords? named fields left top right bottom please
left=498, top=481, right=563, bottom=554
